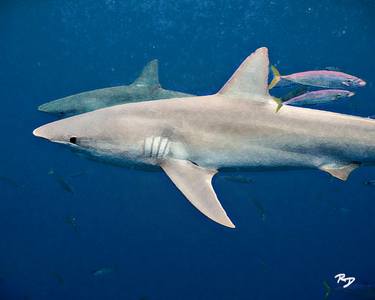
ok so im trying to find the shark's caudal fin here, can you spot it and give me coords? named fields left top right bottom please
left=161, top=159, right=235, bottom=228
left=218, top=47, right=270, bottom=98
left=133, top=59, right=160, bottom=87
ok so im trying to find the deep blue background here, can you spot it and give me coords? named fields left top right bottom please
left=1, top=0, right=375, bottom=299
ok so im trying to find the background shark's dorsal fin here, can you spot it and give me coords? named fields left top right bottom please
left=133, top=59, right=160, bottom=87
left=218, top=47, right=270, bottom=98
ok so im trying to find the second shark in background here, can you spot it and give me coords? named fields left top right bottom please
left=38, top=60, right=194, bottom=116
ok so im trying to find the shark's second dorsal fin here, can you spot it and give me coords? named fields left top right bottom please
left=133, top=59, right=160, bottom=87
left=219, top=47, right=270, bottom=98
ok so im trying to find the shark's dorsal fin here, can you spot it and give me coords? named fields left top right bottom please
left=218, top=47, right=270, bottom=98
left=133, top=59, right=160, bottom=87
left=320, top=162, right=360, bottom=181
left=161, top=159, right=235, bottom=228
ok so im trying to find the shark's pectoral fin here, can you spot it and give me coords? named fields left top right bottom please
left=319, top=162, right=360, bottom=181
left=133, top=59, right=160, bottom=88
left=160, top=159, right=235, bottom=228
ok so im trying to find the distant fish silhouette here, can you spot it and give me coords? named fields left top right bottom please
left=64, top=215, right=79, bottom=233
left=325, top=66, right=341, bottom=72
left=0, top=176, right=19, bottom=188
left=92, top=267, right=114, bottom=277
left=50, top=272, right=64, bottom=285
left=324, top=279, right=375, bottom=299
left=323, top=280, right=331, bottom=299
left=250, top=198, right=266, bottom=221
left=48, top=169, right=74, bottom=194
left=68, top=170, right=87, bottom=178
left=364, top=180, right=375, bottom=186
left=222, top=175, right=253, bottom=184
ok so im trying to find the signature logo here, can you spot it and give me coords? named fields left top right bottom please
left=335, top=273, right=356, bottom=288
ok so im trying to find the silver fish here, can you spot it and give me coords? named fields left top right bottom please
left=92, top=267, right=114, bottom=276
left=269, top=65, right=366, bottom=89
left=283, top=89, right=354, bottom=106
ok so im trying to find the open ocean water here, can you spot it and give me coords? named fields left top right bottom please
left=1, top=0, right=375, bottom=299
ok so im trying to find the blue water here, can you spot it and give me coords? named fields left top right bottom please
left=1, top=1, right=375, bottom=299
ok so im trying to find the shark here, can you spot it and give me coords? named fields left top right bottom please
left=38, top=60, right=193, bottom=116
left=33, top=47, right=375, bottom=228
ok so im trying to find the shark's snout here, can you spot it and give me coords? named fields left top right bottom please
left=33, top=125, right=50, bottom=140
left=38, top=101, right=69, bottom=116
left=38, top=103, right=55, bottom=113
left=38, top=104, right=47, bottom=112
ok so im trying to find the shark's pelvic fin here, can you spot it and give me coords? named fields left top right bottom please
left=161, top=159, right=235, bottom=228
left=218, top=47, right=270, bottom=98
left=133, top=59, right=160, bottom=87
left=320, top=162, right=360, bottom=181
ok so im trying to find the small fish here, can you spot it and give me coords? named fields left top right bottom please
left=325, top=66, right=341, bottom=72
left=0, top=176, right=19, bottom=188
left=275, top=89, right=354, bottom=111
left=92, top=267, right=114, bottom=277
left=364, top=180, right=375, bottom=186
left=326, top=279, right=375, bottom=299
left=339, top=207, right=351, bottom=215
left=258, top=258, right=268, bottom=273
left=48, top=169, right=74, bottom=194
left=69, top=170, right=86, bottom=178
left=269, top=65, right=366, bottom=89
left=250, top=198, right=266, bottom=221
left=50, top=272, right=64, bottom=285
left=222, top=175, right=253, bottom=184
left=64, top=215, right=78, bottom=233
left=323, top=280, right=331, bottom=300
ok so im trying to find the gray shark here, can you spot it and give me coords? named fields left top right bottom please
left=33, top=47, right=375, bottom=228
left=38, top=60, right=193, bottom=116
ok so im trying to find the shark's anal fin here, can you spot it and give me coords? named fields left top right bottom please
left=218, top=47, right=270, bottom=99
left=320, top=162, right=360, bottom=181
left=133, top=59, right=160, bottom=87
left=160, top=159, right=235, bottom=228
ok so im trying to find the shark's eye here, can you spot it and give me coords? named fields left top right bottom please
left=69, top=137, right=77, bottom=144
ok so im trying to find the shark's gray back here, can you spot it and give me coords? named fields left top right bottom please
left=38, top=59, right=194, bottom=116
left=105, top=94, right=375, bottom=169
